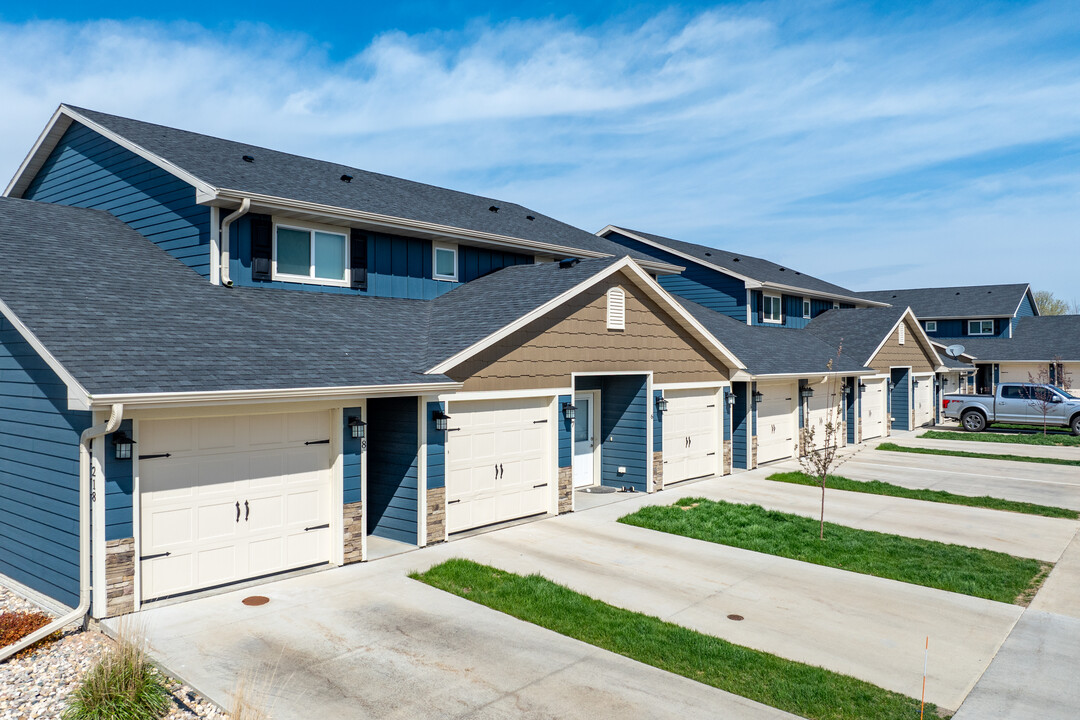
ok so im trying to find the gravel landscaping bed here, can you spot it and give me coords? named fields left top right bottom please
left=0, top=586, right=229, bottom=720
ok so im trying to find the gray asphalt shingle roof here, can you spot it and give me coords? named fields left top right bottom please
left=804, top=306, right=913, bottom=367
left=678, top=300, right=865, bottom=376
left=0, top=197, right=451, bottom=395
left=610, top=227, right=867, bottom=300
left=857, top=284, right=1031, bottom=319
left=935, top=316, right=1080, bottom=362
left=66, top=106, right=661, bottom=265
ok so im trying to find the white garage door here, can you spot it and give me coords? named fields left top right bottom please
left=914, top=377, right=934, bottom=427
left=805, top=388, right=840, bottom=451
left=757, top=382, right=796, bottom=464
left=861, top=379, right=887, bottom=441
left=446, top=397, right=551, bottom=534
left=663, top=388, right=721, bottom=484
left=139, top=411, right=333, bottom=602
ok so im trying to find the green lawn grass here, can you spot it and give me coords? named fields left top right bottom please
left=921, top=429, right=1080, bottom=447
left=766, top=471, right=1078, bottom=519
left=880, top=442, right=1080, bottom=468
left=618, top=498, right=1047, bottom=604
left=414, top=559, right=943, bottom=720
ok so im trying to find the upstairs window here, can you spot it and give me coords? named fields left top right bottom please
left=802, top=299, right=811, bottom=318
left=274, top=223, right=348, bottom=286
left=433, top=243, right=458, bottom=281
left=925, top=321, right=937, bottom=333
left=763, top=294, right=782, bottom=323
left=968, top=319, right=994, bottom=336
left=607, top=287, right=626, bottom=330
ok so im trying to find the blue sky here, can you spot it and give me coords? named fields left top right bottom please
left=2, top=1, right=1078, bottom=302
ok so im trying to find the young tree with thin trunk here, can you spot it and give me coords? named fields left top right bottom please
left=1028, top=358, right=1074, bottom=434
left=796, top=344, right=853, bottom=541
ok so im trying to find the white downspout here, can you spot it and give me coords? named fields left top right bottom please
left=219, top=198, right=251, bottom=287
left=0, top=403, right=123, bottom=663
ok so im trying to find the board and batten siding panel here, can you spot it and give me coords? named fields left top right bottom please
left=868, top=326, right=937, bottom=375
left=597, top=376, right=648, bottom=492
left=731, top=382, right=749, bottom=469
left=450, top=273, right=732, bottom=392
left=22, top=122, right=212, bottom=278
left=0, top=318, right=92, bottom=608
left=365, top=397, right=418, bottom=544
left=231, top=217, right=532, bottom=299
left=426, top=401, right=446, bottom=490
left=890, top=368, right=910, bottom=431
left=602, top=232, right=748, bottom=320
left=103, top=420, right=134, bottom=541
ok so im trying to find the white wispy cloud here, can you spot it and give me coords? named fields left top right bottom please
left=1, top=2, right=1078, bottom=298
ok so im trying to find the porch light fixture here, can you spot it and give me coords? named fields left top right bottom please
left=432, top=409, right=451, bottom=432
left=726, top=392, right=736, bottom=408
left=887, top=380, right=896, bottom=391
left=858, top=381, right=867, bottom=390
left=562, top=402, right=577, bottom=421
left=347, top=415, right=366, bottom=440
left=842, top=384, right=852, bottom=396
left=655, top=395, right=669, bottom=413
left=752, top=390, right=764, bottom=404
left=799, top=387, right=814, bottom=399
left=112, top=430, right=134, bottom=460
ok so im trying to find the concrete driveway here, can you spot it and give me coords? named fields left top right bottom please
left=121, top=474, right=1038, bottom=717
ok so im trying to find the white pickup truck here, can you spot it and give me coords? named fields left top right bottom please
left=943, top=383, right=1080, bottom=435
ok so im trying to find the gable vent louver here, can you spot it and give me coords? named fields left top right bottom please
left=607, top=287, right=626, bottom=331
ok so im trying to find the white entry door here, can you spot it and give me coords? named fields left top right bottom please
left=572, top=392, right=597, bottom=487
left=861, top=379, right=887, bottom=440
left=757, top=382, right=796, bottom=464
left=914, top=377, right=934, bottom=427
left=662, top=388, right=720, bottom=484
left=139, top=411, right=333, bottom=602
left=446, top=397, right=551, bottom=534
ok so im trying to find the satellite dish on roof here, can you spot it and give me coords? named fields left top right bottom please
left=945, top=344, right=966, bottom=359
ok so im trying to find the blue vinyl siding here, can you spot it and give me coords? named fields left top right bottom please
left=426, top=402, right=446, bottom=490
left=366, top=397, right=418, bottom=544
left=723, top=389, right=732, bottom=443
left=846, top=378, right=856, bottom=444
left=653, top=390, right=663, bottom=453
left=798, top=381, right=806, bottom=428
left=890, top=368, right=910, bottom=431
left=751, top=291, right=833, bottom=328
left=577, top=376, right=648, bottom=491
left=231, top=216, right=531, bottom=299
left=731, top=382, right=749, bottom=469
left=558, top=394, right=572, bottom=467
left=0, top=319, right=92, bottom=608
left=343, top=407, right=364, bottom=505
left=603, top=233, right=747, bottom=320
left=1012, top=291, right=1036, bottom=335
left=103, top=420, right=134, bottom=541
left=23, top=122, right=212, bottom=277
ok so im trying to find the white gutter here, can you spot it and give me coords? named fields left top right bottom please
left=219, top=198, right=251, bottom=287
left=0, top=404, right=123, bottom=664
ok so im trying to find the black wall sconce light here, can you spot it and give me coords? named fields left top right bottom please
left=799, top=386, right=814, bottom=399
left=561, top=402, right=577, bottom=421
left=752, top=390, right=764, bottom=404
left=726, top=391, right=736, bottom=408
left=432, top=409, right=451, bottom=432
left=112, top=430, right=135, bottom=460
left=655, top=395, right=668, bottom=413
left=347, top=415, right=366, bottom=440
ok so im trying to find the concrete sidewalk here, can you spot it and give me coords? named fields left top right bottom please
left=953, top=611, right=1080, bottom=720
left=698, top=471, right=1079, bottom=562
left=891, top=435, right=1080, bottom=461
left=833, top=451, right=1080, bottom=511
left=1030, top=527, right=1080, bottom=619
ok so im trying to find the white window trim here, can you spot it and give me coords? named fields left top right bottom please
left=272, top=221, right=350, bottom=287
left=968, top=319, right=994, bottom=336
left=802, top=299, right=811, bottom=319
left=925, top=321, right=937, bottom=332
left=433, top=242, right=459, bottom=282
left=763, top=293, right=782, bottom=324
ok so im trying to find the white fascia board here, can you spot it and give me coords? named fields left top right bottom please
left=1014, top=285, right=1037, bottom=318
left=221, top=194, right=682, bottom=275
left=428, top=256, right=746, bottom=376
left=4, top=106, right=72, bottom=197
left=0, top=297, right=92, bottom=410
left=90, top=381, right=461, bottom=410
left=865, top=307, right=945, bottom=370
left=597, top=226, right=756, bottom=284
left=740, top=369, right=873, bottom=381
left=757, top=281, right=888, bottom=307
left=915, top=314, right=1012, bottom=321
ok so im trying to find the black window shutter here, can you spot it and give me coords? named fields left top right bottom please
left=250, top=214, right=273, bottom=281
left=350, top=229, right=368, bottom=290
left=756, top=291, right=763, bottom=323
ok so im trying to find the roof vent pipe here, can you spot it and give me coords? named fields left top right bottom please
left=0, top=403, right=124, bottom=663
left=219, top=198, right=251, bottom=287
